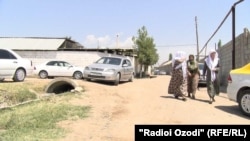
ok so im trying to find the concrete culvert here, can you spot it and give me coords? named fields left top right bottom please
left=45, top=77, right=82, bottom=94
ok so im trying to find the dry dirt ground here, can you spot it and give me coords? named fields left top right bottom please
left=26, top=75, right=249, bottom=141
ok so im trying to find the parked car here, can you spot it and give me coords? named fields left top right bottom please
left=153, top=69, right=160, bottom=75
left=159, top=70, right=167, bottom=75
left=198, top=63, right=207, bottom=86
left=227, top=63, right=250, bottom=117
left=83, top=56, right=134, bottom=85
left=0, top=48, right=33, bottom=82
left=34, top=60, right=84, bottom=79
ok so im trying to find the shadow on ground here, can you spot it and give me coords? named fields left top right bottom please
left=160, top=95, right=211, bottom=104
left=215, top=105, right=250, bottom=120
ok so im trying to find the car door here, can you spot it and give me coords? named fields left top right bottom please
left=121, top=59, right=133, bottom=80
left=120, top=59, right=128, bottom=80
left=45, top=61, right=61, bottom=76
left=125, top=59, right=134, bottom=78
left=59, top=61, right=75, bottom=76
left=0, top=49, right=18, bottom=77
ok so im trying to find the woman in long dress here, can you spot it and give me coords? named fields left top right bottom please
left=168, top=51, right=187, bottom=101
left=203, top=49, right=220, bottom=104
left=187, top=54, right=200, bottom=99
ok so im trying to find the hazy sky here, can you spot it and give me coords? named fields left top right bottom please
left=0, top=0, right=249, bottom=64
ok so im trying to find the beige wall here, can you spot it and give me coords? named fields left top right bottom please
left=218, top=28, right=250, bottom=86
left=16, top=50, right=135, bottom=72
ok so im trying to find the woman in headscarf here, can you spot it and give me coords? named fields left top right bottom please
left=187, top=54, right=200, bottom=99
left=203, top=49, right=220, bottom=104
left=168, top=51, right=187, bottom=101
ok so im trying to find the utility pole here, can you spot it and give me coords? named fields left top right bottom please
left=97, top=39, right=100, bottom=49
left=232, top=0, right=244, bottom=69
left=116, top=34, right=119, bottom=48
left=195, top=16, right=200, bottom=62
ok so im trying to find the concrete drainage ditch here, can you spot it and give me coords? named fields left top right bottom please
left=45, top=77, right=83, bottom=94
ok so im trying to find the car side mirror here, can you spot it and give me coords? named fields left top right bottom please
left=122, top=64, right=128, bottom=67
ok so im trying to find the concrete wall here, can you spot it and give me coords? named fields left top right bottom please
left=218, top=28, right=250, bottom=86
left=16, top=50, right=102, bottom=68
left=16, top=50, right=135, bottom=72
left=156, top=61, right=172, bottom=75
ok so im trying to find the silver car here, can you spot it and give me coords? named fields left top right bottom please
left=198, top=63, right=207, bottom=86
left=83, top=56, right=134, bottom=85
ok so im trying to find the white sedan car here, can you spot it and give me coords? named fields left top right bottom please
left=227, top=63, right=250, bottom=117
left=34, top=60, right=84, bottom=79
left=0, top=48, right=33, bottom=82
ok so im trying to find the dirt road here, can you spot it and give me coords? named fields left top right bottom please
left=30, top=75, right=249, bottom=141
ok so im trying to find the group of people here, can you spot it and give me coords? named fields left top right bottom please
left=168, top=49, right=220, bottom=104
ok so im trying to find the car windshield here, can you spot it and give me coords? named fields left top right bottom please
left=96, top=57, right=121, bottom=65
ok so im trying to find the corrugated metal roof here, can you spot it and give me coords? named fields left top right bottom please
left=0, top=37, right=66, bottom=50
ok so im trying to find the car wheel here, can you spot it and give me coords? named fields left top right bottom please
left=129, top=73, right=134, bottom=82
left=39, top=70, right=48, bottom=79
left=114, top=73, right=120, bottom=85
left=85, top=78, right=91, bottom=81
left=73, top=71, right=83, bottom=79
left=0, top=78, right=5, bottom=82
left=13, top=69, right=26, bottom=82
left=239, top=90, right=250, bottom=117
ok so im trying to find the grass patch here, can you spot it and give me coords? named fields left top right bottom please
left=0, top=84, right=37, bottom=106
left=0, top=80, right=90, bottom=141
left=0, top=99, right=90, bottom=141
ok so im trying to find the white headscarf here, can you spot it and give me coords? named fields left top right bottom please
left=172, top=51, right=187, bottom=78
left=205, top=49, right=219, bottom=81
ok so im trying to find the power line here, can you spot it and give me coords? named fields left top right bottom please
left=156, top=44, right=196, bottom=47
left=199, top=7, right=232, bottom=55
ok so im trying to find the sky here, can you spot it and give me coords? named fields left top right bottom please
left=0, top=0, right=249, bottom=65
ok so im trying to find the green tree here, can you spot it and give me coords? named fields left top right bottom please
left=218, top=39, right=222, bottom=48
left=132, top=26, right=159, bottom=78
left=168, top=53, right=172, bottom=61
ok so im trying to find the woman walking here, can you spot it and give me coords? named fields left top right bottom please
left=187, top=54, right=200, bottom=99
left=203, top=49, right=220, bottom=104
left=168, top=51, right=187, bottom=101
